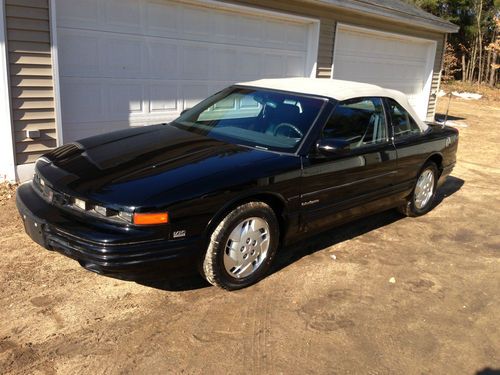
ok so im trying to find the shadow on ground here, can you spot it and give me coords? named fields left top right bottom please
left=271, top=175, right=464, bottom=276
left=435, top=112, right=467, bottom=122
left=477, top=368, right=500, bottom=375
left=137, top=176, right=464, bottom=292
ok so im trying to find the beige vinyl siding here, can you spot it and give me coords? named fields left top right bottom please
left=426, top=34, right=446, bottom=121
left=5, top=0, right=57, bottom=165
left=228, top=0, right=445, bottom=120
left=316, top=18, right=336, bottom=78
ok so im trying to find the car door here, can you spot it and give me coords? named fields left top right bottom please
left=384, top=98, right=429, bottom=193
left=300, top=97, right=398, bottom=231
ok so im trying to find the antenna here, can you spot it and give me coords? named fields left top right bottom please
left=443, top=92, right=452, bottom=127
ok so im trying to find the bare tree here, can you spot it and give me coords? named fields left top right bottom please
left=487, top=16, right=500, bottom=85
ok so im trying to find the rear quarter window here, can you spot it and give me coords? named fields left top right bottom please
left=386, top=98, right=421, bottom=139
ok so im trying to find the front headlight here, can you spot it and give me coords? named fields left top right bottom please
left=73, top=198, right=87, bottom=210
left=70, top=197, right=133, bottom=224
left=118, top=211, right=133, bottom=223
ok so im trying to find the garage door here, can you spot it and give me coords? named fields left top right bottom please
left=332, top=24, right=437, bottom=120
left=55, top=0, right=319, bottom=142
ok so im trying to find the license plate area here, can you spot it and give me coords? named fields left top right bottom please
left=23, top=215, right=45, bottom=247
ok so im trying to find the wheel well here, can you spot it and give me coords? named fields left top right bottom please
left=206, top=194, right=287, bottom=244
left=427, top=154, right=443, bottom=175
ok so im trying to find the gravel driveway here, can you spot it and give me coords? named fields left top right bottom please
left=0, top=98, right=499, bottom=374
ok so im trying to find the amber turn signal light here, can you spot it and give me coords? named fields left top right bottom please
left=133, top=212, right=169, bottom=225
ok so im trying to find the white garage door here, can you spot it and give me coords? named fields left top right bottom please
left=55, top=0, right=319, bottom=142
left=332, top=24, right=437, bottom=120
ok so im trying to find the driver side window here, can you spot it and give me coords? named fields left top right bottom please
left=322, top=97, right=388, bottom=149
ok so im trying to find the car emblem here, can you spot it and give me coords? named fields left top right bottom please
left=173, top=230, right=186, bottom=239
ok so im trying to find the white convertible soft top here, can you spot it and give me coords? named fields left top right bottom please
left=238, top=78, right=428, bottom=131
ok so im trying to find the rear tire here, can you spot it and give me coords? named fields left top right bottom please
left=202, top=202, right=279, bottom=290
left=399, top=162, right=439, bottom=217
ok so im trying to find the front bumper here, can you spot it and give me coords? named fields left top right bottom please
left=16, top=182, right=203, bottom=279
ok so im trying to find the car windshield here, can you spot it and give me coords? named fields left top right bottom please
left=170, top=87, right=326, bottom=153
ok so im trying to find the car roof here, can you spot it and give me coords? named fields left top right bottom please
left=237, top=77, right=428, bottom=131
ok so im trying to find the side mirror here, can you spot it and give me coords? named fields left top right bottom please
left=180, top=108, right=191, bottom=116
left=316, top=138, right=351, bottom=157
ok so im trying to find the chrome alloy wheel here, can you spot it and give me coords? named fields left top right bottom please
left=414, top=169, right=435, bottom=210
left=223, top=217, right=270, bottom=279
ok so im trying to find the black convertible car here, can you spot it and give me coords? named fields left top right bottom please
left=17, top=78, right=458, bottom=290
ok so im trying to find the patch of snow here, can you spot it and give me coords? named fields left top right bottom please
left=452, top=92, right=483, bottom=100
left=437, top=90, right=448, bottom=98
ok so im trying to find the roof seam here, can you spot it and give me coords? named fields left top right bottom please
left=313, top=0, right=459, bottom=33
left=350, top=0, right=452, bottom=26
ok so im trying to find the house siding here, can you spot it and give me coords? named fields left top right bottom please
left=5, top=0, right=57, bottom=165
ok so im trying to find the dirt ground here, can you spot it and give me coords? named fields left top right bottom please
left=1, top=96, right=499, bottom=375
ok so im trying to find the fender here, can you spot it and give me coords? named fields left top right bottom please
left=203, top=190, right=290, bottom=242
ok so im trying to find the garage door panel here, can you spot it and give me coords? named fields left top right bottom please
left=209, top=48, right=238, bottom=81
left=61, top=80, right=105, bottom=124
left=286, top=55, right=306, bottom=77
left=213, top=13, right=239, bottom=43
left=262, top=54, right=285, bottom=77
left=182, top=83, right=210, bottom=109
left=147, top=42, right=178, bottom=77
left=105, top=39, right=144, bottom=77
left=181, top=45, right=210, bottom=80
left=286, top=23, right=309, bottom=50
left=58, top=32, right=100, bottom=77
left=103, top=0, right=141, bottom=31
left=149, top=83, right=179, bottom=113
left=264, top=21, right=287, bottom=46
left=237, top=15, right=264, bottom=45
left=336, top=50, right=428, bottom=66
left=66, top=122, right=127, bottom=142
left=57, top=0, right=99, bottom=29
left=108, top=83, right=145, bottom=120
left=145, top=1, right=181, bottom=37
left=335, top=58, right=426, bottom=82
left=237, top=51, right=262, bottom=81
left=181, top=5, right=212, bottom=39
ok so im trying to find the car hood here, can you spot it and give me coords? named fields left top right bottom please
left=38, top=124, right=287, bottom=208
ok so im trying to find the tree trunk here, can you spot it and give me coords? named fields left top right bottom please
left=462, top=54, right=467, bottom=82
left=486, top=48, right=492, bottom=83
left=490, top=50, right=498, bottom=86
left=469, top=42, right=477, bottom=82
left=476, top=0, right=483, bottom=84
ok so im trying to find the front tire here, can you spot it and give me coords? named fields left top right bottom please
left=202, top=202, right=279, bottom=290
left=399, top=162, right=439, bottom=217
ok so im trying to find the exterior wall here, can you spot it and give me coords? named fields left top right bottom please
left=2, top=0, right=447, bottom=180
left=5, top=0, right=57, bottom=168
left=224, top=0, right=445, bottom=120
